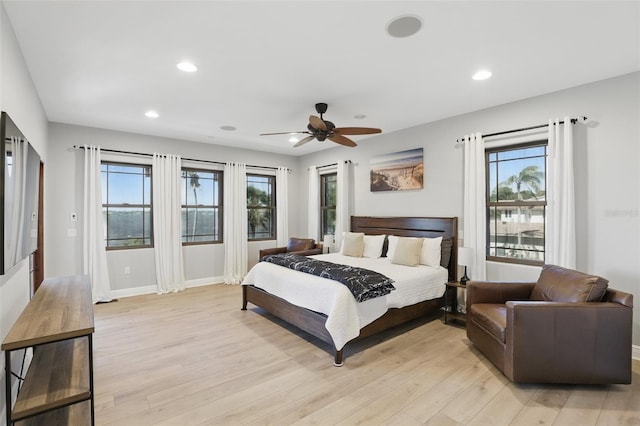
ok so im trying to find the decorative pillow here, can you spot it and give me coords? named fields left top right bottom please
left=391, top=237, right=423, bottom=267
left=440, top=238, right=453, bottom=268
left=386, top=235, right=398, bottom=259
left=363, top=234, right=386, bottom=258
left=341, top=232, right=365, bottom=257
left=420, top=237, right=442, bottom=267
left=530, top=264, right=609, bottom=302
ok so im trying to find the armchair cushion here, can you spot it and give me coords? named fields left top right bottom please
left=287, top=238, right=315, bottom=252
left=530, top=264, right=608, bottom=302
left=469, top=303, right=506, bottom=342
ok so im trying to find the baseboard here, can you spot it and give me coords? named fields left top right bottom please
left=633, top=344, right=640, bottom=361
left=109, top=277, right=224, bottom=299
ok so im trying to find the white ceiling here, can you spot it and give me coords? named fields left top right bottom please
left=3, top=1, right=639, bottom=156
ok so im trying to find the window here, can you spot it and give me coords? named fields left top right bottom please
left=247, top=174, right=275, bottom=240
left=101, top=162, right=152, bottom=248
left=181, top=168, right=223, bottom=244
left=486, top=142, right=547, bottom=265
left=320, top=173, right=337, bottom=237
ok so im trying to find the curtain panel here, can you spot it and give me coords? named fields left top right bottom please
left=307, top=166, right=319, bottom=240
left=223, top=162, right=248, bottom=284
left=545, top=117, right=576, bottom=268
left=152, top=153, right=185, bottom=293
left=463, top=133, right=487, bottom=281
left=334, top=161, right=351, bottom=251
left=83, top=145, right=113, bottom=303
left=6, top=137, right=26, bottom=267
left=276, top=167, right=289, bottom=247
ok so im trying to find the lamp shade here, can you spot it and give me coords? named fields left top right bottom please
left=458, top=247, right=474, bottom=266
left=323, top=234, right=334, bottom=253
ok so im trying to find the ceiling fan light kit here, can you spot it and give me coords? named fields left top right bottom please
left=261, top=103, right=381, bottom=148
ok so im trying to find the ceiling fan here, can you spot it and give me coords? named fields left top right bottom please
left=260, top=103, right=382, bottom=148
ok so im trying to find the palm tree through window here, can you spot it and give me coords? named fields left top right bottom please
left=246, top=174, right=276, bottom=240
left=181, top=168, right=222, bottom=244
left=486, top=142, right=547, bottom=265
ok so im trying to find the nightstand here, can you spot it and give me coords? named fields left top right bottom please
left=444, top=281, right=467, bottom=327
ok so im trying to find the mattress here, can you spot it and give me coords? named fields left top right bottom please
left=241, top=253, right=447, bottom=350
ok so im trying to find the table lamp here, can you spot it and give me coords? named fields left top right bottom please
left=323, top=235, right=334, bottom=254
left=458, top=247, right=473, bottom=286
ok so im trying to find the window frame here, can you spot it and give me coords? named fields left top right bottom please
left=246, top=173, right=276, bottom=241
left=485, top=141, right=547, bottom=266
left=101, top=161, right=153, bottom=250
left=320, top=172, right=337, bottom=238
left=181, top=167, right=223, bottom=245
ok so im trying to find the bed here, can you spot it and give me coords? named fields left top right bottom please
left=241, top=216, right=458, bottom=366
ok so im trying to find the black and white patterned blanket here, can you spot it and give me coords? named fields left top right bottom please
left=261, top=253, right=395, bottom=302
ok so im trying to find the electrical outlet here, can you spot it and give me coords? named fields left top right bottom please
left=124, top=266, right=131, bottom=275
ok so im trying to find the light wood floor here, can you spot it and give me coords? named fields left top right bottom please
left=93, top=284, right=640, bottom=425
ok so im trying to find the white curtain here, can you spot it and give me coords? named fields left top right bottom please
left=5, top=137, right=26, bottom=267
left=83, top=145, right=112, bottom=303
left=334, top=161, right=351, bottom=250
left=152, top=153, right=185, bottom=294
left=307, top=166, right=319, bottom=240
left=223, top=162, right=247, bottom=284
left=276, top=167, right=289, bottom=247
left=545, top=117, right=576, bottom=268
left=463, top=132, right=487, bottom=281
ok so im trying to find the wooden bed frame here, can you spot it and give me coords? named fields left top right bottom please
left=241, top=216, right=458, bottom=366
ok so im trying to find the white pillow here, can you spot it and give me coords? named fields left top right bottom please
left=391, top=237, right=422, bottom=267
left=386, top=235, right=399, bottom=259
left=340, top=232, right=365, bottom=257
left=420, top=237, right=443, bottom=267
left=363, top=234, right=386, bottom=258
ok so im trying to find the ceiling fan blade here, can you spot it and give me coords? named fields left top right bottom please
left=329, top=134, right=357, bottom=147
left=309, top=115, right=327, bottom=131
left=293, top=135, right=316, bottom=148
left=333, top=127, right=382, bottom=135
left=260, top=131, right=309, bottom=136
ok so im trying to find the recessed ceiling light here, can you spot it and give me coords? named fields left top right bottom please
left=177, top=61, right=197, bottom=72
left=354, top=114, right=367, bottom=120
left=220, top=125, right=236, bottom=131
left=386, top=15, right=422, bottom=38
left=145, top=110, right=159, bottom=118
left=472, top=70, right=492, bottom=81
left=289, top=137, right=299, bottom=143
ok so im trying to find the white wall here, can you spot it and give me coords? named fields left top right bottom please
left=0, top=3, right=49, bottom=423
left=300, top=72, right=640, bottom=345
left=46, top=123, right=301, bottom=296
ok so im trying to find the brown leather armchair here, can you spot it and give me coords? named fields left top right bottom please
left=466, top=264, right=633, bottom=384
left=259, top=237, right=323, bottom=260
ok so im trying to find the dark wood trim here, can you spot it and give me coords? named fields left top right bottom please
left=32, top=161, right=45, bottom=293
left=242, top=216, right=458, bottom=365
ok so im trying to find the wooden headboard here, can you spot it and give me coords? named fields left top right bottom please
left=351, top=216, right=458, bottom=283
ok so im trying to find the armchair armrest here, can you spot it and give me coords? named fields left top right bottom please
left=466, top=281, right=534, bottom=311
left=504, top=301, right=632, bottom=384
left=259, top=246, right=286, bottom=260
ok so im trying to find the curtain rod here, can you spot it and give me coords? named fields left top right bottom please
left=313, top=160, right=352, bottom=170
left=72, top=145, right=289, bottom=171
left=455, top=116, right=588, bottom=143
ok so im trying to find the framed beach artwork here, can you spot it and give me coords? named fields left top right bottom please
left=370, top=148, right=424, bottom=192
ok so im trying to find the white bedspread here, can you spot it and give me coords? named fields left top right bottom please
left=241, top=253, right=447, bottom=350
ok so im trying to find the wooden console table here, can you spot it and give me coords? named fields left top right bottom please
left=2, top=275, right=94, bottom=425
